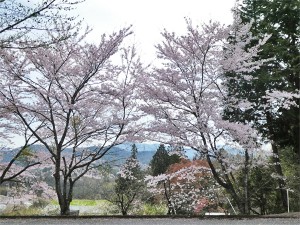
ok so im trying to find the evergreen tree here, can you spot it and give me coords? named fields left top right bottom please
left=114, top=144, right=144, bottom=215
left=150, top=144, right=180, bottom=176
left=224, top=0, right=300, bottom=211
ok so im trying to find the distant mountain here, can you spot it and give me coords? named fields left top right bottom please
left=117, top=142, right=197, bottom=159
left=0, top=148, right=18, bottom=163
left=116, top=142, right=160, bottom=152
left=0, top=142, right=197, bottom=166
left=97, top=146, right=156, bottom=166
left=0, top=143, right=157, bottom=165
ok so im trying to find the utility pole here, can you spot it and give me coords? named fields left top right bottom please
left=286, top=188, right=294, bottom=213
left=277, top=187, right=294, bottom=213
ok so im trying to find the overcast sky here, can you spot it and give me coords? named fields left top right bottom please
left=76, top=0, right=237, bottom=62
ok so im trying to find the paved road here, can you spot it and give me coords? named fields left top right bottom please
left=0, top=218, right=299, bottom=225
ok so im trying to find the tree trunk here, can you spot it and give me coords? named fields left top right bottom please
left=60, top=201, right=71, bottom=215
left=58, top=184, right=73, bottom=215
left=243, top=149, right=250, bottom=215
left=122, top=209, right=127, bottom=216
left=272, top=142, right=288, bottom=211
left=119, top=194, right=128, bottom=215
left=266, top=112, right=288, bottom=211
left=53, top=157, right=73, bottom=215
left=206, top=154, right=247, bottom=214
left=163, top=181, right=175, bottom=215
left=261, top=193, right=266, bottom=215
left=55, top=179, right=72, bottom=215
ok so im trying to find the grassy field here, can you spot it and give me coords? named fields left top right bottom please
left=2, top=199, right=167, bottom=216
left=51, top=199, right=109, bottom=206
left=50, top=199, right=119, bottom=215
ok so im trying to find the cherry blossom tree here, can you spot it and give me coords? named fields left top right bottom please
left=0, top=145, right=40, bottom=185
left=0, top=116, right=58, bottom=186
left=0, top=125, right=40, bottom=184
left=1, top=146, right=56, bottom=213
left=141, top=16, right=271, bottom=214
left=5, top=170, right=56, bottom=212
left=145, top=159, right=216, bottom=215
left=0, top=0, right=84, bottom=49
left=0, top=0, right=83, bottom=194
left=114, top=144, right=144, bottom=215
left=0, top=25, right=144, bottom=215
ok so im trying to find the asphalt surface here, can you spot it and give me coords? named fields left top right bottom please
left=0, top=218, right=299, bottom=225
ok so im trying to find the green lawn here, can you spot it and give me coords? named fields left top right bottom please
left=51, top=199, right=110, bottom=206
